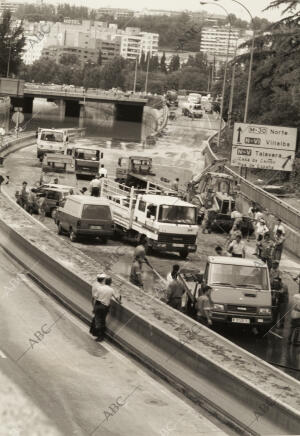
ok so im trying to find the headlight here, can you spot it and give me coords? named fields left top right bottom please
left=258, top=308, right=272, bottom=315
left=213, top=304, right=224, bottom=311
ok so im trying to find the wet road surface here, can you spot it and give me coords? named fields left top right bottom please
left=0, top=246, right=232, bottom=436
left=3, top=108, right=300, bottom=381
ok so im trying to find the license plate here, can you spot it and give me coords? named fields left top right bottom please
left=232, top=318, right=250, bottom=324
left=90, top=225, right=102, bottom=230
left=173, top=243, right=184, bottom=247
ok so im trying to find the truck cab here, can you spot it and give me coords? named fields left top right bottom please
left=182, top=103, right=203, bottom=118
left=183, top=257, right=273, bottom=334
left=66, top=146, right=103, bottom=180
left=116, top=156, right=155, bottom=184
left=37, top=128, right=69, bottom=161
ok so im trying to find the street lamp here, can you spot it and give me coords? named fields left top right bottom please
left=215, top=0, right=255, bottom=123
left=200, top=2, right=232, bottom=147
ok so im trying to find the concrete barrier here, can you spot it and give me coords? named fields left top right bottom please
left=1, top=194, right=300, bottom=436
left=0, top=132, right=36, bottom=159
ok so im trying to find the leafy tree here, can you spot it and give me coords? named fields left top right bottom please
left=139, top=51, right=146, bottom=70
left=160, top=52, right=167, bottom=73
left=169, top=55, right=180, bottom=72
left=101, top=56, right=126, bottom=89
left=149, top=55, right=159, bottom=72
left=59, top=53, right=79, bottom=65
left=0, top=10, right=25, bottom=77
left=97, top=50, right=102, bottom=66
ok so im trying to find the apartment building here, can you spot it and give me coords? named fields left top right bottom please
left=42, top=46, right=98, bottom=66
left=0, top=0, right=24, bottom=14
left=117, top=28, right=159, bottom=60
left=96, top=8, right=134, bottom=20
left=200, top=25, right=243, bottom=67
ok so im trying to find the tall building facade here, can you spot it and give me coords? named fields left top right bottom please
left=200, top=25, right=241, bottom=66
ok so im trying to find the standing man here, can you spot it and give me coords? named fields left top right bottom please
left=228, top=234, right=246, bottom=258
left=90, top=273, right=106, bottom=336
left=91, top=275, right=121, bottom=342
left=134, top=235, right=150, bottom=266
left=166, top=264, right=180, bottom=284
left=171, top=178, right=179, bottom=192
left=196, top=285, right=213, bottom=326
left=20, top=181, right=29, bottom=209
left=231, top=207, right=243, bottom=226
left=273, top=229, right=285, bottom=262
left=273, top=218, right=285, bottom=237
left=259, top=232, right=274, bottom=269
left=166, top=273, right=185, bottom=310
left=288, top=291, right=300, bottom=345
left=130, top=255, right=144, bottom=288
left=99, top=164, right=108, bottom=178
left=89, top=174, right=101, bottom=197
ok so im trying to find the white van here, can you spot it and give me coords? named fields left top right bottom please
left=188, top=93, right=201, bottom=104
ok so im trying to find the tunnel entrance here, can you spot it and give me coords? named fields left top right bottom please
left=115, top=103, right=144, bottom=123
left=65, top=100, right=80, bottom=118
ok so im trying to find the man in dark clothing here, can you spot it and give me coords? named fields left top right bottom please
left=130, top=256, right=144, bottom=288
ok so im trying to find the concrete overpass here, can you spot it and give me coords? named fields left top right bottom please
left=11, top=85, right=148, bottom=124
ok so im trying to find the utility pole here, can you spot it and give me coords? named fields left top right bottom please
left=133, top=56, right=138, bottom=93
left=227, top=63, right=236, bottom=128
left=145, top=52, right=150, bottom=94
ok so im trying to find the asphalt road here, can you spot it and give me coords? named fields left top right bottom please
left=0, top=246, right=231, bottom=436
left=4, top=106, right=300, bottom=381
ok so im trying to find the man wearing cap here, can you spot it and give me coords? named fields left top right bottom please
left=89, top=174, right=101, bottom=197
left=259, top=232, right=274, bottom=269
left=91, top=274, right=121, bottom=341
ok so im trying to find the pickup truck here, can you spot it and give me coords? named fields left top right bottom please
left=181, top=256, right=274, bottom=334
left=100, top=179, right=199, bottom=259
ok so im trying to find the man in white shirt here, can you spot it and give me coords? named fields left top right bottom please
left=91, top=275, right=121, bottom=341
left=89, top=175, right=101, bottom=197
left=99, top=164, right=108, bottom=178
left=231, top=208, right=242, bottom=226
left=228, top=234, right=246, bottom=258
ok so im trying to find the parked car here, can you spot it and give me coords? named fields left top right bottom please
left=35, top=184, right=80, bottom=218
left=55, top=195, right=114, bottom=242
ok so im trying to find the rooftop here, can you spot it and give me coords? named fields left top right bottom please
left=140, top=194, right=195, bottom=207
left=67, top=195, right=111, bottom=205
left=208, top=256, right=267, bottom=267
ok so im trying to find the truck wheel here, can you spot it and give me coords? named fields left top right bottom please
left=57, top=223, right=63, bottom=235
left=70, top=230, right=77, bottom=242
left=179, top=249, right=189, bottom=259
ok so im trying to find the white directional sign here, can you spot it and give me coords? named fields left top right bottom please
left=231, top=122, right=297, bottom=171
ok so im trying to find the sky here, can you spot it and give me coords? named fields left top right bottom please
left=43, top=0, right=289, bottom=22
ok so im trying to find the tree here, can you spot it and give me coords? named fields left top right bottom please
left=0, top=10, right=25, bottom=77
left=160, top=52, right=167, bottom=73
left=59, top=54, right=79, bottom=65
left=101, top=56, right=126, bottom=89
left=169, top=55, right=180, bottom=72
left=97, top=50, right=102, bottom=66
left=149, top=55, right=159, bottom=72
left=139, top=51, right=146, bottom=70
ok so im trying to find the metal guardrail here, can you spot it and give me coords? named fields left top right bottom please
left=205, top=132, right=300, bottom=230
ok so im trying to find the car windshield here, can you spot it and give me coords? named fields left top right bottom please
left=209, top=264, right=269, bottom=290
left=75, top=149, right=99, bottom=161
left=82, top=205, right=112, bottom=220
left=158, top=205, right=196, bottom=224
left=41, top=131, right=63, bottom=142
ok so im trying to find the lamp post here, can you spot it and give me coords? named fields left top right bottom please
left=215, top=0, right=255, bottom=123
left=200, top=2, right=232, bottom=147
left=145, top=51, right=150, bottom=94
left=133, top=55, right=138, bottom=93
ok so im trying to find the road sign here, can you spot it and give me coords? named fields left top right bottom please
left=232, top=122, right=297, bottom=171
left=12, top=111, right=24, bottom=125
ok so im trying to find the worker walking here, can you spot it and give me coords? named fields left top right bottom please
left=130, top=255, right=144, bottom=288
left=228, top=234, right=246, bottom=258
left=91, top=275, right=121, bottom=342
left=134, top=235, right=150, bottom=266
left=89, top=174, right=101, bottom=197
left=259, top=232, right=274, bottom=269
